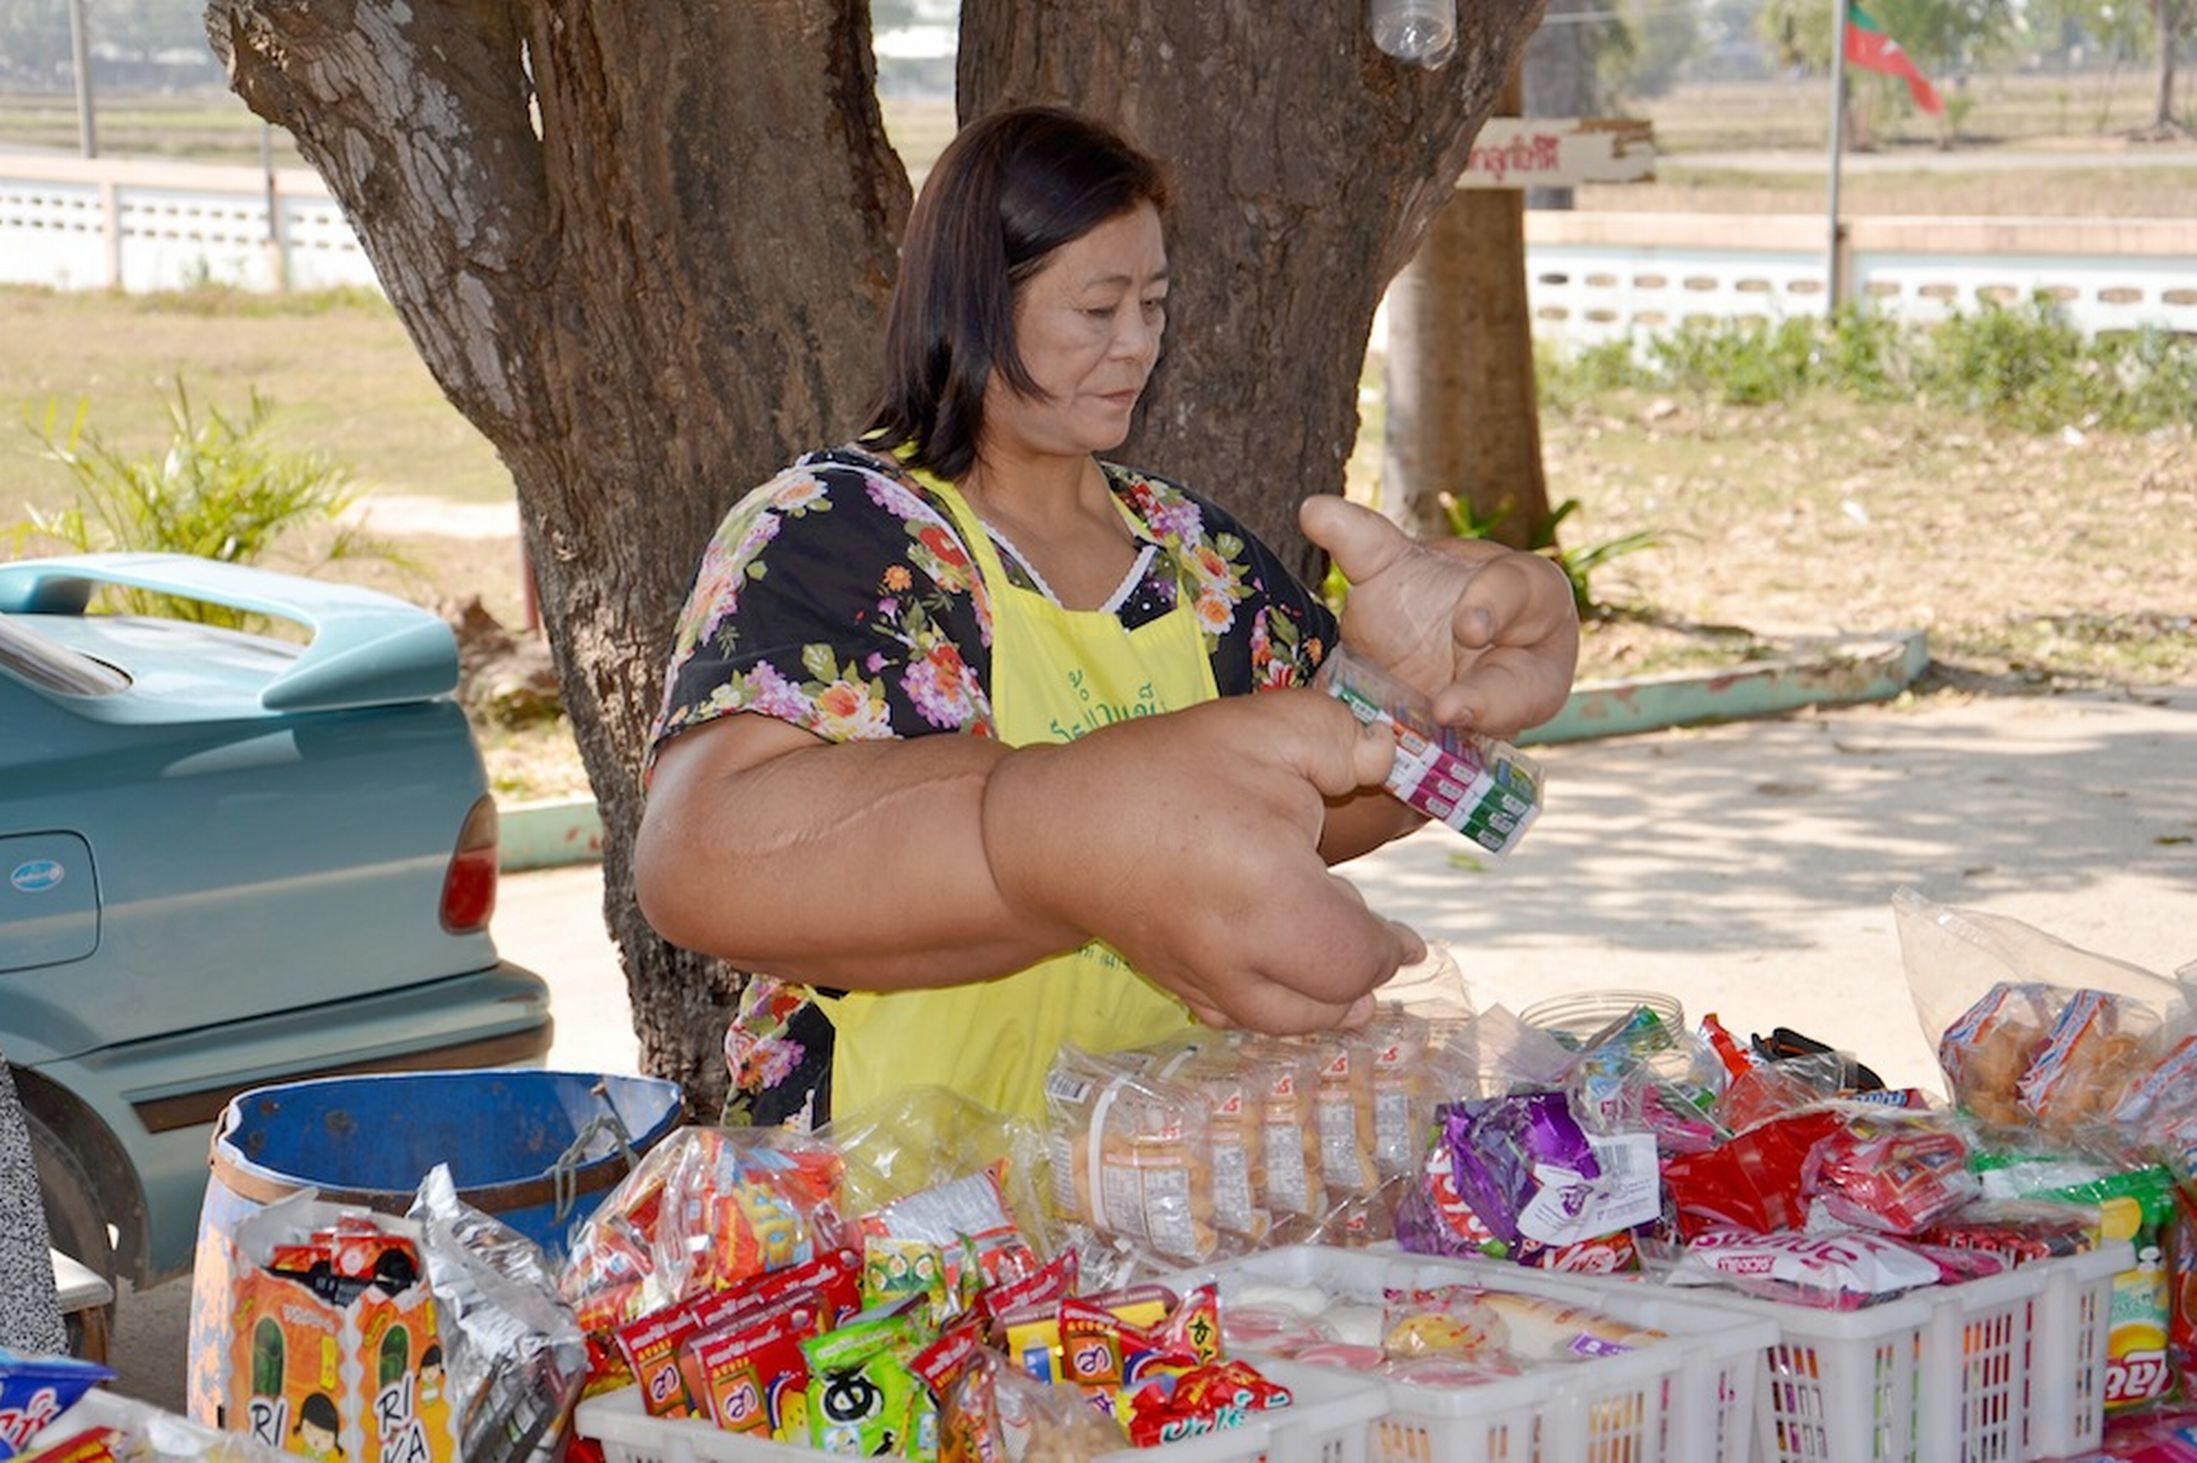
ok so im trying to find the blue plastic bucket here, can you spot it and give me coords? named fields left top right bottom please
left=186, top=1069, right=682, bottom=1423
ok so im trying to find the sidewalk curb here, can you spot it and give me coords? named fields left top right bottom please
left=500, top=797, right=603, bottom=873
left=496, top=630, right=1930, bottom=871
left=1521, top=629, right=1930, bottom=746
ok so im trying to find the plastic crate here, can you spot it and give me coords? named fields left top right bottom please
left=1159, top=1245, right=1773, bottom=1463
left=2021, top=1243, right=2134, bottom=1461
left=1549, top=1240, right=2131, bottom=1463
left=574, top=1355, right=1387, bottom=1463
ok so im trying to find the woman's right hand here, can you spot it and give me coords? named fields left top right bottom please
left=980, top=690, right=1423, bottom=1033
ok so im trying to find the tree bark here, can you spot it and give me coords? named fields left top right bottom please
left=207, top=0, right=911, bottom=1112
left=959, top=0, right=1546, bottom=587
left=207, top=0, right=1546, bottom=1112
left=1523, top=0, right=1595, bottom=210
left=1380, top=65, right=1549, bottom=550
left=2153, top=0, right=2183, bottom=132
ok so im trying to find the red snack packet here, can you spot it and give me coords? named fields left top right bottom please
left=1916, top=1201, right=2096, bottom=1266
left=912, top=1318, right=991, bottom=1401
left=614, top=1302, right=705, bottom=1418
left=1663, top=1109, right=1845, bottom=1242
left=976, top=1251, right=1077, bottom=1336
left=1161, top=1285, right=1223, bottom=1366
left=1803, top=1117, right=1975, bottom=1235
left=20, top=1431, right=122, bottom=1463
left=681, top=1293, right=823, bottom=1440
left=1118, top=1361, right=1291, bottom=1447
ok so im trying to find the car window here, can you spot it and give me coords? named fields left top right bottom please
left=0, top=613, right=132, bottom=696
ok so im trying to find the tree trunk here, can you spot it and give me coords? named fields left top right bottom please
left=1523, top=0, right=1595, bottom=210
left=207, top=0, right=1547, bottom=1114
left=960, top=0, right=1546, bottom=587
left=207, top=0, right=911, bottom=1114
left=1380, top=65, right=1549, bottom=550
left=2154, top=0, right=2183, bottom=131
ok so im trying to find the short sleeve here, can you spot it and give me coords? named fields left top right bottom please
left=648, top=456, right=997, bottom=770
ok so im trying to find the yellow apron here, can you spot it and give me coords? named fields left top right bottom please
left=817, top=466, right=1216, bottom=1121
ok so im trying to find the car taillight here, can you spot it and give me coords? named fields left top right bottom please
left=440, top=794, right=499, bottom=933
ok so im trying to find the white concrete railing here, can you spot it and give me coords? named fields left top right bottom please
left=6, top=154, right=2195, bottom=339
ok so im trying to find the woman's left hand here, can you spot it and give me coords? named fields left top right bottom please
left=1301, top=496, right=1580, bottom=738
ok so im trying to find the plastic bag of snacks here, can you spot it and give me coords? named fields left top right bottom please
left=408, top=1164, right=587, bottom=1461
left=1043, top=1046, right=1219, bottom=1267
left=561, top=1123, right=847, bottom=1334
left=1134, top=1034, right=1273, bottom=1247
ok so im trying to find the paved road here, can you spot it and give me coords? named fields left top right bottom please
left=102, top=684, right=2197, bottom=1415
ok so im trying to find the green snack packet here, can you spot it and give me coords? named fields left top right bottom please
left=863, top=1238, right=952, bottom=1329
left=806, top=1314, right=928, bottom=1457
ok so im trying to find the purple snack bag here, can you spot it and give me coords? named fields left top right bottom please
left=1442, top=1092, right=1602, bottom=1249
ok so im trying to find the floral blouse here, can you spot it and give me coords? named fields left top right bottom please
left=648, top=444, right=1338, bottom=1126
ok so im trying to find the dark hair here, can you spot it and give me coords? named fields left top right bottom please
left=867, top=105, right=1170, bottom=481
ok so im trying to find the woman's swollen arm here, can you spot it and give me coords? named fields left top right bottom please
left=635, top=714, right=1084, bottom=991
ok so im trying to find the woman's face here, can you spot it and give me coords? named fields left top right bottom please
left=986, top=201, right=1168, bottom=461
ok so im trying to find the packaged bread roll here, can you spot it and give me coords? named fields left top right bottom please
left=1245, top=1036, right=1326, bottom=1226
left=1368, top=1004, right=1434, bottom=1179
left=1137, top=1033, right=1272, bottom=1245
left=1042, top=1044, right=1218, bottom=1264
left=1307, top=1029, right=1382, bottom=1195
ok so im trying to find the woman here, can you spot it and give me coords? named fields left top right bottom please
left=635, top=105, right=1578, bottom=1128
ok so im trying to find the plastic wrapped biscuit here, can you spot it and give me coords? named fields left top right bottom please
left=1305, top=1030, right=1382, bottom=1197
left=1244, top=1037, right=1326, bottom=1227
left=1136, top=1034, right=1272, bottom=1246
left=1042, top=1046, right=1219, bottom=1265
left=1367, top=1005, right=1434, bottom=1180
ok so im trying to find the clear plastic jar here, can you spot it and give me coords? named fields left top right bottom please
left=1516, top=989, right=1686, bottom=1053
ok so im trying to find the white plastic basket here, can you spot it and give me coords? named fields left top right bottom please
left=2020, top=1243, right=2132, bottom=1461
left=1158, top=1245, right=1774, bottom=1463
left=1550, top=1240, right=2131, bottom=1463
left=574, top=1355, right=1387, bottom=1463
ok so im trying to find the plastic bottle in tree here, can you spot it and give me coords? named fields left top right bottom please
left=1367, top=0, right=1458, bottom=68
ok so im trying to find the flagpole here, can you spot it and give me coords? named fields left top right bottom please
left=1825, top=0, right=1850, bottom=313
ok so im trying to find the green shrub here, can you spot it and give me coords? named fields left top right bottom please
left=1650, top=316, right=1821, bottom=405
left=1541, top=298, right=2197, bottom=434
left=11, top=379, right=405, bottom=629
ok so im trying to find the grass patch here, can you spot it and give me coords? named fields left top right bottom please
left=1, top=286, right=512, bottom=516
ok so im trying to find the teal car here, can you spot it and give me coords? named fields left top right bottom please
left=0, top=553, right=554, bottom=1288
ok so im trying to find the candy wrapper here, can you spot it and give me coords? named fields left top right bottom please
left=1662, top=1108, right=1847, bottom=1242
left=1801, top=1109, right=1977, bottom=1235
left=1113, top=1361, right=1290, bottom=1447
left=1669, top=1227, right=1946, bottom=1310
left=409, top=1164, right=587, bottom=1461
left=1315, top=644, right=1543, bottom=856
left=1435, top=1093, right=1604, bottom=1250
left=654, top=1126, right=847, bottom=1301
left=1916, top=1199, right=2099, bottom=1266
left=0, top=1354, right=112, bottom=1459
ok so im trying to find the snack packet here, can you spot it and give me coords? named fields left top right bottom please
left=0, top=1354, right=112, bottom=1460
left=1670, top=1228, right=1945, bottom=1310
left=1315, top=644, right=1543, bottom=855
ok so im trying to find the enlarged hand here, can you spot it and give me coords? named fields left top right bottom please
left=1301, top=496, right=1580, bottom=738
left=980, top=691, right=1423, bottom=1034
